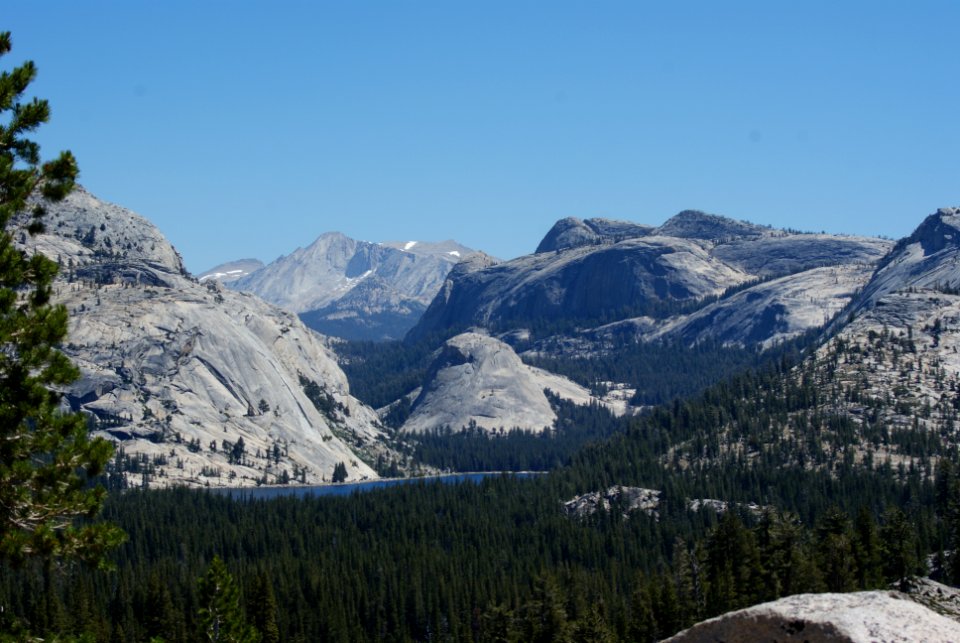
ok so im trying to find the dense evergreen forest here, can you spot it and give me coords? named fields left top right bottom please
left=5, top=339, right=960, bottom=641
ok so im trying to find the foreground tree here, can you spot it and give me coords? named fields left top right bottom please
left=197, top=557, right=259, bottom=643
left=0, top=30, right=124, bottom=566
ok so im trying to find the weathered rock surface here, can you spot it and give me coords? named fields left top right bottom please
left=399, top=332, right=605, bottom=434
left=665, top=590, right=960, bottom=642
left=844, top=207, right=960, bottom=318
left=20, top=188, right=404, bottom=488
left=562, top=486, right=661, bottom=520
left=410, top=234, right=752, bottom=340
left=618, top=264, right=874, bottom=349
left=228, top=233, right=473, bottom=340
left=409, top=209, right=892, bottom=346
left=534, top=216, right=653, bottom=253
left=654, top=209, right=767, bottom=241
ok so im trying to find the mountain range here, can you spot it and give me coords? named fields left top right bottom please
left=26, top=188, right=960, bottom=487
left=203, top=234, right=474, bottom=341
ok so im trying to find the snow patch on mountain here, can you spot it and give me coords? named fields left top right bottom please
left=228, top=234, right=474, bottom=340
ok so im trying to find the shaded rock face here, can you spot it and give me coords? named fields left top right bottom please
left=410, top=209, right=892, bottom=346
left=228, top=234, right=473, bottom=341
left=534, top=217, right=652, bottom=253
left=410, top=235, right=752, bottom=340
left=399, top=332, right=599, bottom=434
left=665, top=590, right=960, bottom=642
left=20, top=189, right=399, bottom=488
left=842, top=207, right=960, bottom=319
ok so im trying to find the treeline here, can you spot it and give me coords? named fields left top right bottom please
left=524, top=338, right=794, bottom=406
left=408, top=396, right=628, bottom=472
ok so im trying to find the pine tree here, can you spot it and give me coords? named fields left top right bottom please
left=246, top=571, right=280, bottom=643
left=196, top=556, right=259, bottom=643
left=853, top=507, right=883, bottom=589
left=880, top=506, right=919, bottom=588
left=0, top=31, right=124, bottom=567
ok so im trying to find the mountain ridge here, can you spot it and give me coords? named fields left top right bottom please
left=226, top=231, right=475, bottom=340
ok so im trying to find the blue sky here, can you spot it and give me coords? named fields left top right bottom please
left=6, top=2, right=959, bottom=273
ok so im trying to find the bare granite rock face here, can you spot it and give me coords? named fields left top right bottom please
left=399, top=331, right=608, bottom=434
left=665, top=590, right=960, bottom=642
left=20, top=188, right=406, bottom=488
left=409, top=209, right=892, bottom=346
left=409, top=234, right=752, bottom=340
left=841, top=207, right=960, bottom=321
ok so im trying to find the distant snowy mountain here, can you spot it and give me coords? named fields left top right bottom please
left=227, top=233, right=475, bottom=341
left=197, top=258, right=264, bottom=284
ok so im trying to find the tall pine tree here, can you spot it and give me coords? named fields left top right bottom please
left=0, top=30, right=124, bottom=567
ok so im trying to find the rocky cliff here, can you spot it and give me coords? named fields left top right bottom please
left=20, top=188, right=403, bottom=488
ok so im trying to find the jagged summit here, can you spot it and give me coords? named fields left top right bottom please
left=900, top=206, right=960, bottom=256
left=655, top=209, right=767, bottom=240
left=535, top=216, right=652, bottom=253
left=840, top=206, right=960, bottom=317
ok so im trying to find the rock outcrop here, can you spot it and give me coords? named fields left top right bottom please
left=534, top=217, right=652, bottom=253
left=665, top=590, right=960, bottom=642
left=398, top=332, right=602, bottom=434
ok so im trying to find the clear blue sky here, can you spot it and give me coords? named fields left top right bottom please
left=6, top=2, right=959, bottom=273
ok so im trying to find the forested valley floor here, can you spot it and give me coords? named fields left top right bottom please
left=4, top=336, right=960, bottom=642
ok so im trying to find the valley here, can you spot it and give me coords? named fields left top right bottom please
left=8, top=186, right=960, bottom=642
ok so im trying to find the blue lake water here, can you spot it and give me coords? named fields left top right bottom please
left=211, top=471, right=541, bottom=500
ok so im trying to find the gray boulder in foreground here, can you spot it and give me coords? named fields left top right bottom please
left=665, top=589, right=960, bottom=642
